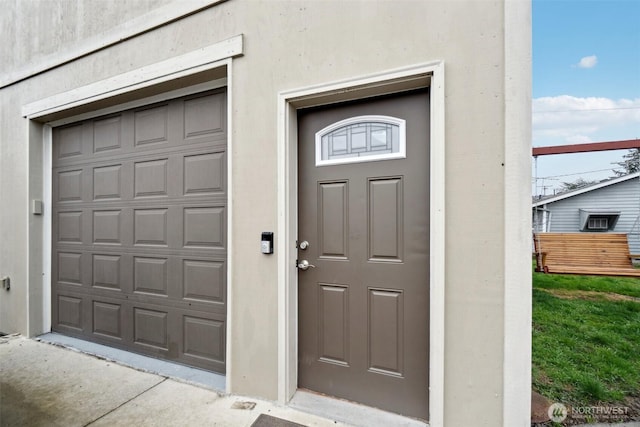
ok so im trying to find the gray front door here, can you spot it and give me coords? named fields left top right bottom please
left=298, top=90, right=430, bottom=420
left=52, top=89, right=227, bottom=373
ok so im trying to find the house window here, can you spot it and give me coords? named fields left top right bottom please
left=587, top=217, right=608, bottom=230
left=579, top=209, right=620, bottom=232
left=533, top=207, right=551, bottom=233
left=315, top=115, right=406, bottom=166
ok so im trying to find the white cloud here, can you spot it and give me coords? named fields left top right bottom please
left=565, top=135, right=593, bottom=144
left=533, top=95, right=640, bottom=144
left=576, top=55, right=598, bottom=68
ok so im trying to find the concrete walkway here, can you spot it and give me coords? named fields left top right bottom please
left=0, top=335, right=428, bottom=427
left=0, top=335, right=346, bottom=427
left=3, top=335, right=637, bottom=426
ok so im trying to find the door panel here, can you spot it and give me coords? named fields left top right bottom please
left=298, top=90, right=430, bottom=420
left=318, top=181, right=349, bottom=258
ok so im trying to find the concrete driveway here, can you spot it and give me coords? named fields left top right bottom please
left=0, top=335, right=341, bottom=427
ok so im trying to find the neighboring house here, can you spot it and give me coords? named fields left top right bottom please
left=0, top=2, right=532, bottom=426
left=533, top=173, right=640, bottom=254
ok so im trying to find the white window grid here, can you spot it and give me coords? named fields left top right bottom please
left=588, top=217, right=609, bottom=230
left=315, top=115, right=406, bottom=167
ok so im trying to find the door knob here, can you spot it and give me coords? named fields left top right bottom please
left=297, top=260, right=316, bottom=270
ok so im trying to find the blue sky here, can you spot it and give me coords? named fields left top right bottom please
left=532, top=0, right=640, bottom=195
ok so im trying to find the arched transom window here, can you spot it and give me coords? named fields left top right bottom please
left=315, top=115, right=406, bottom=166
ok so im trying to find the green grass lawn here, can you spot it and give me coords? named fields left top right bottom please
left=534, top=272, right=640, bottom=298
left=532, top=271, right=640, bottom=408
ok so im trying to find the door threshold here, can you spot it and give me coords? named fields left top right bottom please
left=289, top=390, right=428, bottom=427
left=36, top=332, right=225, bottom=392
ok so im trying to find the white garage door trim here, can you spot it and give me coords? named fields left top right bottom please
left=22, top=35, right=242, bottom=119
left=25, top=38, right=239, bottom=392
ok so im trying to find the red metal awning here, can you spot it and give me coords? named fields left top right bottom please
left=533, top=139, right=640, bottom=156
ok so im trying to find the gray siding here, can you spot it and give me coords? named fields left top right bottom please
left=542, top=177, right=640, bottom=254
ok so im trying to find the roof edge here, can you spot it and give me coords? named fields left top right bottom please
left=533, top=172, right=640, bottom=207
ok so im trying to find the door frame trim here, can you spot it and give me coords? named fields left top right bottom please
left=25, top=40, right=237, bottom=389
left=276, top=61, right=445, bottom=426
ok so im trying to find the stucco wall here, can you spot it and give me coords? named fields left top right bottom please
left=0, top=0, right=174, bottom=72
left=0, top=1, right=532, bottom=425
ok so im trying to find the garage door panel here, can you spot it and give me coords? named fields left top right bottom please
left=183, top=315, right=225, bottom=364
left=182, top=259, right=226, bottom=304
left=93, top=163, right=123, bottom=201
left=57, top=169, right=84, bottom=202
left=57, top=294, right=84, bottom=331
left=54, top=165, right=92, bottom=204
left=133, top=256, right=169, bottom=297
left=92, top=300, right=124, bottom=340
left=55, top=245, right=226, bottom=262
left=133, top=307, right=169, bottom=350
left=53, top=89, right=227, bottom=373
left=52, top=292, right=227, bottom=371
left=73, top=250, right=211, bottom=298
left=92, top=209, right=124, bottom=245
left=183, top=206, right=225, bottom=249
left=134, top=158, right=169, bottom=198
left=53, top=208, right=90, bottom=247
left=134, top=208, right=169, bottom=246
left=55, top=162, right=223, bottom=209
left=183, top=151, right=226, bottom=196
left=56, top=280, right=215, bottom=314
left=57, top=211, right=84, bottom=244
left=134, top=104, right=170, bottom=147
left=183, top=92, right=226, bottom=140
left=93, top=114, right=124, bottom=154
left=52, top=141, right=226, bottom=178
left=56, top=251, right=84, bottom=286
left=54, top=123, right=86, bottom=160
left=91, top=254, right=122, bottom=291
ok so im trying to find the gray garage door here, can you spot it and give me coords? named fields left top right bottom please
left=52, top=89, right=227, bottom=373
